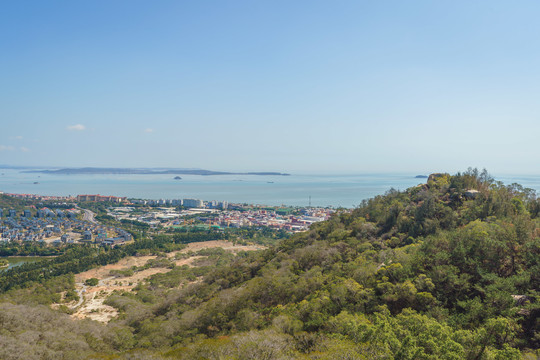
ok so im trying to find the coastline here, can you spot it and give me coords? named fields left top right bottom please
left=3, top=169, right=540, bottom=208
left=0, top=171, right=425, bottom=208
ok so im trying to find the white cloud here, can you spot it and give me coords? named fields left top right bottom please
left=0, top=145, right=14, bottom=151
left=15, top=136, right=23, bottom=140
left=144, top=128, right=154, bottom=133
left=20, top=147, right=30, bottom=152
left=67, top=124, right=86, bottom=131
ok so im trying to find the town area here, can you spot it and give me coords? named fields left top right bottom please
left=0, top=206, right=132, bottom=246
left=109, top=197, right=334, bottom=232
left=0, top=192, right=336, bottom=246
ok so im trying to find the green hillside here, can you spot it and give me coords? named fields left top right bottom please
left=0, top=169, right=538, bottom=359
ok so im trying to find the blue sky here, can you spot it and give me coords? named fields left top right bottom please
left=1, top=1, right=540, bottom=174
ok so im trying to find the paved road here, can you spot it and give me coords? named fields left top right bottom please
left=82, top=209, right=97, bottom=223
left=74, top=205, right=97, bottom=223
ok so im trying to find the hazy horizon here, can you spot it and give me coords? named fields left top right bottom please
left=4, top=164, right=540, bottom=179
left=2, top=1, right=540, bottom=175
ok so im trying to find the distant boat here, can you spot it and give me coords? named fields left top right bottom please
left=173, top=176, right=182, bottom=180
left=33, top=181, right=39, bottom=184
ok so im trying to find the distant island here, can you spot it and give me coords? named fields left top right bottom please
left=415, top=175, right=428, bottom=178
left=23, top=167, right=291, bottom=176
left=173, top=176, right=182, bottom=180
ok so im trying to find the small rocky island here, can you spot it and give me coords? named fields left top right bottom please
left=173, top=176, right=182, bottom=180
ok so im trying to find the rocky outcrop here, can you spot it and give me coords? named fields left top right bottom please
left=464, top=189, right=480, bottom=199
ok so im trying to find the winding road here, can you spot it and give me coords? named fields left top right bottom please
left=81, top=208, right=97, bottom=223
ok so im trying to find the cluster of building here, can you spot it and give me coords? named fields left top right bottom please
left=0, top=208, right=77, bottom=220
left=1, top=192, right=73, bottom=201
left=1, top=192, right=336, bottom=234
left=2, top=192, right=127, bottom=203
left=108, top=203, right=334, bottom=232
left=0, top=208, right=131, bottom=247
left=76, top=194, right=127, bottom=203
left=81, top=224, right=132, bottom=247
left=0, top=208, right=79, bottom=244
left=131, top=198, right=228, bottom=209
left=195, top=207, right=334, bottom=232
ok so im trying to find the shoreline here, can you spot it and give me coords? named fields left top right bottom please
left=0, top=171, right=428, bottom=208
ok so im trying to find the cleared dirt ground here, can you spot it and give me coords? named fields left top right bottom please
left=174, top=240, right=265, bottom=253
left=65, top=240, right=265, bottom=323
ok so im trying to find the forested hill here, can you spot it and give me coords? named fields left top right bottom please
left=1, top=169, right=538, bottom=359
left=105, top=169, right=539, bottom=358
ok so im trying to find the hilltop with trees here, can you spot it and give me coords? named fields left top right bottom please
left=0, top=169, right=538, bottom=359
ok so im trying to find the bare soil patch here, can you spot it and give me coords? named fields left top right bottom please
left=174, top=240, right=265, bottom=253
left=74, top=255, right=156, bottom=282
left=66, top=241, right=265, bottom=323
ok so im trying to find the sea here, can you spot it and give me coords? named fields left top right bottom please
left=1, top=168, right=540, bottom=208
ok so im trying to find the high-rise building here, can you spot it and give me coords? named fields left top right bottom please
left=183, top=199, right=203, bottom=208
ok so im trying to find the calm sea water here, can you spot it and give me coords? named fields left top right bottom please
left=1, top=169, right=539, bottom=208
